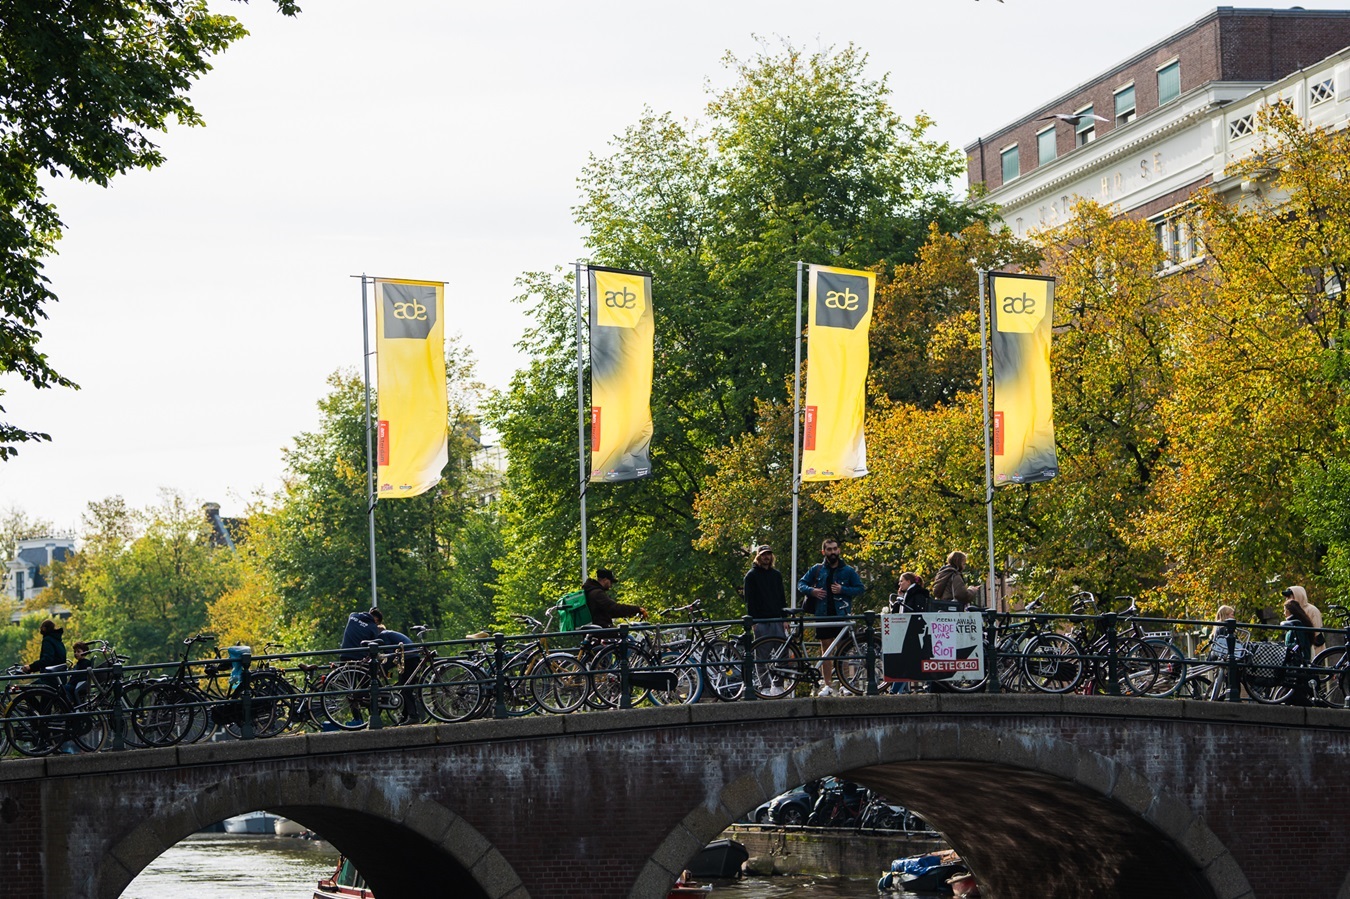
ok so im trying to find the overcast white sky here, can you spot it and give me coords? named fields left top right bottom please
left=3, top=0, right=1347, bottom=531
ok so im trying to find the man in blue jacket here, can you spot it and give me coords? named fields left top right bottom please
left=797, top=538, right=864, bottom=696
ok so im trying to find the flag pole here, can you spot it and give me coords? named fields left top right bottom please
left=360, top=275, right=379, bottom=610
left=790, top=261, right=804, bottom=608
left=575, top=262, right=589, bottom=582
left=977, top=268, right=997, bottom=611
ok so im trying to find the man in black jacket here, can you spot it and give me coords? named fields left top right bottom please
left=744, top=545, right=787, bottom=640
left=582, top=568, right=646, bottom=629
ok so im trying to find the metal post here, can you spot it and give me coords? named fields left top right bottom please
left=618, top=623, right=633, bottom=710
left=985, top=609, right=1002, bottom=694
left=493, top=634, right=509, bottom=719
left=740, top=616, right=757, bottom=702
left=1102, top=612, right=1120, bottom=695
left=977, top=269, right=998, bottom=611
left=864, top=612, right=879, bottom=696
left=239, top=653, right=254, bottom=740
left=575, top=262, right=589, bottom=582
left=110, top=663, right=126, bottom=752
left=366, top=643, right=382, bottom=730
left=1224, top=619, right=1241, bottom=702
left=790, top=261, right=804, bottom=607
left=361, top=276, right=379, bottom=610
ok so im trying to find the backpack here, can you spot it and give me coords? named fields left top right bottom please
left=554, top=590, right=592, bottom=632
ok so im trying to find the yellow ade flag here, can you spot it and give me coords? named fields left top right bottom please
left=990, top=272, right=1058, bottom=485
left=375, top=279, right=447, bottom=498
left=802, top=264, right=874, bottom=481
left=589, top=266, right=654, bottom=482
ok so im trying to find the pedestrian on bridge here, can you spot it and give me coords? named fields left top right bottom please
left=744, top=545, right=787, bottom=641
left=582, top=568, right=646, bottom=629
left=797, top=538, right=864, bottom=697
left=931, top=552, right=982, bottom=611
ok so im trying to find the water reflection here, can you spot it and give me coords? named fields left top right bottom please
left=122, top=833, right=335, bottom=899
left=125, top=838, right=924, bottom=899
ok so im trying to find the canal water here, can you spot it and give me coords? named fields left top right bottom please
left=122, top=835, right=891, bottom=898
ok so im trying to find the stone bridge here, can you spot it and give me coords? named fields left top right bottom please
left=1, top=694, right=1347, bottom=899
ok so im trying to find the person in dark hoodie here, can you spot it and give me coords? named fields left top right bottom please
left=23, top=619, right=68, bottom=688
left=582, top=568, right=645, bottom=629
left=744, top=545, right=787, bottom=640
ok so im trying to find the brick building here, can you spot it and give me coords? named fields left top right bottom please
left=966, top=6, right=1350, bottom=268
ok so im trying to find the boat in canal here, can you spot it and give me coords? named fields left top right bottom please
left=314, top=856, right=372, bottom=898
left=222, top=811, right=279, bottom=835
left=877, top=848, right=966, bottom=893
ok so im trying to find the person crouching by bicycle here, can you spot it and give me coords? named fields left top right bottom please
left=931, top=551, right=982, bottom=610
left=583, top=568, right=646, bottom=629
left=797, top=538, right=864, bottom=697
left=745, top=545, right=788, bottom=641
left=339, top=608, right=382, bottom=661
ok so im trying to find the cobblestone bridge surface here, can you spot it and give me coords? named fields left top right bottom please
left=2, top=694, right=1349, bottom=899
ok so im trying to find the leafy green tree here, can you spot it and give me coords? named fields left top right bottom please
left=45, top=491, right=240, bottom=663
left=0, top=0, right=298, bottom=458
left=1133, top=105, right=1350, bottom=616
left=490, top=42, right=981, bottom=617
left=252, top=345, right=491, bottom=646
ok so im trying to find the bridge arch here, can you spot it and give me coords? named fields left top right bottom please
left=644, top=722, right=1252, bottom=899
left=94, top=770, right=528, bottom=899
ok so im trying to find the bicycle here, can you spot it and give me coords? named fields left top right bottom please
left=1310, top=604, right=1350, bottom=707
left=1020, top=593, right=1162, bottom=695
left=747, top=609, right=880, bottom=700
left=132, top=633, right=274, bottom=745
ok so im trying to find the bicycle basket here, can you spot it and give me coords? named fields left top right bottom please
left=554, top=590, right=592, bottom=632
left=1246, top=640, right=1294, bottom=687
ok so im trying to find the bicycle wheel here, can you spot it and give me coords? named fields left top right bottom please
left=1311, top=644, right=1348, bottom=707
left=700, top=639, right=745, bottom=701
left=224, top=672, right=288, bottom=739
left=132, top=683, right=204, bottom=747
left=320, top=664, right=373, bottom=730
left=6, top=687, right=68, bottom=757
left=836, top=632, right=882, bottom=696
left=748, top=636, right=805, bottom=700
left=529, top=652, right=588, bottom=714
left=420, top=659, right=485, bottom=723
left=70, top=701, right=108, bottom=753
left=1140, top=638, right=1187, bottom=698
left=647, top=649, right=702, bottom=706
left=588, top=644, right=655, bottom=709
left=1021, top=634, right=1085, bottom=694
left=1114, top=637, right=1160, bottom=697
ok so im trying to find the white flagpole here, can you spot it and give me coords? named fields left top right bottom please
left=575, top=262, right=589, bottom=582
left=360, top=275, right=379, bottom=610
left=790, top=261, right=804, bottom=608
left=977, top=269, right=997, bottom=611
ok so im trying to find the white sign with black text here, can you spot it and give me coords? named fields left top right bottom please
left=881, top=612, right=985, bottom=682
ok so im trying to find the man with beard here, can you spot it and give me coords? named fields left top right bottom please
left=797, top=538, right=864, bottom=696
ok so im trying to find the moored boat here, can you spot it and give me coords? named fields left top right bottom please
left=947, top=870, right=980, bottom=898
left=274, top=816, right=307, bottom=837
left=877, top=849, right=965, bottom=893
left=315, top=856, right=373, bottom=898
left=222, top=811, right=278, bottom=834
left=686, top=838, right=747, bottom=879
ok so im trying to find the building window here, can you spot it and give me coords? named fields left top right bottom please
left=1115, top=85, right=1136, bottom=125
left=1158, top=61, right=1181, bottom=105
left=1075, top=105, right=1096, bottom=146
left=1037, top=126, right=1056, bottom=165
left=1228, top=113, right=1255, bottom=141
left=1153, top=209, right=1201, bottom=271
left=1001, top=144, right=1020, bottom=182
left=1310, top=77, right=1335, bottom=106
left=14, top=571, right=23, bottom=602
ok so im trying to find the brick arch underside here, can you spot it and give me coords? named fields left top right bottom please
left=96, top=772, right=520, bottom=899
left=850, top=760, right=1211, bottom=899
left=648, top=724, right=1249, bottom=899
